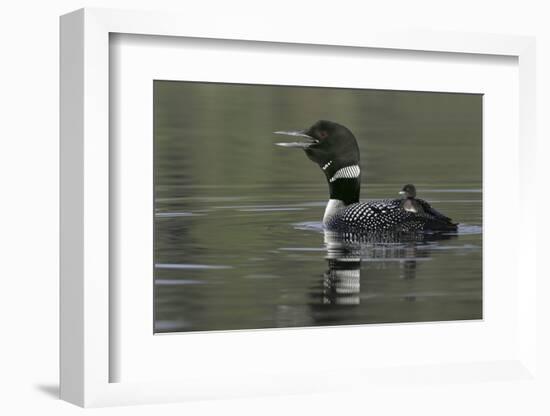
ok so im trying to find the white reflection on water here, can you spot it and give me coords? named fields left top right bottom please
left=238, top=208, right=305, bottom=212
left=155, top=263, right=233, bottom=270
left=156, top=279, right=206, bottom=285
left=155, top=212, right=204, bottom=218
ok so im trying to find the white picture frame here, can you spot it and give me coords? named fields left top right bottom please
left=60, top=7, right=538, bottom=408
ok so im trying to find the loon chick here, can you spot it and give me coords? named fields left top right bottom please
left=399, top=184, right=456, bottom=225
left=275, top=120, right=458, bottom=233
left=399, top=184, right=421, bottom=213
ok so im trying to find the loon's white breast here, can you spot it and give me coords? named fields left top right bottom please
left=323, top=199, right=347, bottom=225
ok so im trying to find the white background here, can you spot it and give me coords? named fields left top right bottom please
left=1, top=1, right=548, bottom=415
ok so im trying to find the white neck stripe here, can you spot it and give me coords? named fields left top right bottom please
left=322, top=160, right=333, bottom=171
left=329, top=165, right=360, bottom=182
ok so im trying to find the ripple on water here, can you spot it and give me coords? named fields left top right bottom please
left=243, top=274, right=280, bottom=279
left=155, top=279, right=206, bottom=285
left=293, top=221, right=324, bottom=232
left=421, top=188, right=482, bottom=193
left=155, top=263, right=232, bottom=270
left=416, top=244, right=480, bottom=251
left=456, top=224, right=483, bottom=235
left=279, top=247, right=326, bottom=252
left=239, top=207, right=305, bottom=212
left=214, top=203, right=311, bottom=211
left=293, top=221, right=482, bottom=236
left=155, top=212, right=205, bottom=218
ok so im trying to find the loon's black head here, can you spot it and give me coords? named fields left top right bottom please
left=399, top=184, right=416, bottom=199
left=275, top=120, right=361, bottom=205
left=274, top=120, right=360, bottom=173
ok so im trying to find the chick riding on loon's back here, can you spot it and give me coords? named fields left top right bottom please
left=399, top=183, right=455, bottom=224
left=275, top=120, right=457, bottom=233
left=400, top=184, right=421, bottom=213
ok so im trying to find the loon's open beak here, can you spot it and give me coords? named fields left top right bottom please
left=273, top=130, right=318, bottom=148
left=398, top=191, right=406, bottom=195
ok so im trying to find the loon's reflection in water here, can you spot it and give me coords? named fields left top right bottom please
left=307, top=230, right=457, bottom=324
left=320, top=233, right=362, bottom=306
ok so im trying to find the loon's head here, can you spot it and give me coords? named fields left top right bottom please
left=275, top=120, right=360, bottom=174
left=399, top=184, right=416, bottom=199
left=274, top=120, right=361, bottom=205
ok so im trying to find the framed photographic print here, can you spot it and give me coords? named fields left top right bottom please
left=60, top=8, right=539, bottom=408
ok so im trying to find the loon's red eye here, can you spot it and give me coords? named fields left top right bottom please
left=318, top=130, right=328, bottom=140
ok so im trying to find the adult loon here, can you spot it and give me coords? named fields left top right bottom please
left=275, top=120, right=458, bottom=233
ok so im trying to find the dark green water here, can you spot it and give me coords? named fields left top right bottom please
left=153, top=81, right=482, bottom=333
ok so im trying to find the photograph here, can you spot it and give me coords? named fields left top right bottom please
left=153, top=80, right=483, bottom=333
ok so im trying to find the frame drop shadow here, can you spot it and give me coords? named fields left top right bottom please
left=35, top=384, right=59, bottom=399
